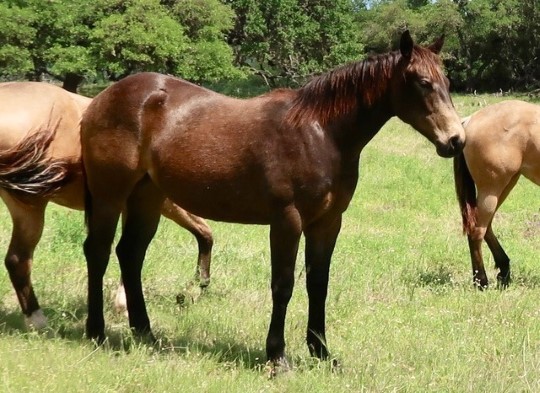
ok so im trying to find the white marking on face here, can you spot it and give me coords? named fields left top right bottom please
left=311, top=121, right=325, bottom=140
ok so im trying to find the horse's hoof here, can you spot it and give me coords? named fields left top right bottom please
left=24, top=309, right=48, bottom=330
left=266, top=357, right=291, bottom=378
left=330, top=357, right=342, bottom=373
left=473, top=279, right=488, bottom=291
left=496, top=273, right=511, bottom=289
left=89, top=334, right=106, bottom=346
left=176, top=282, right=204, bottom=307
left=86, top=322, right=106, bottom=345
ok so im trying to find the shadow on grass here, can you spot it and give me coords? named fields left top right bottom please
left=508, top=266, right=540, bottom=289
left=402, top=264, right=457, bottom=292
left=0, top=294, right=319, bottom=372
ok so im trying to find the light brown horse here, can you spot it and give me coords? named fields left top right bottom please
left=454, top=100, right=540, bottom=288
left=80, top=31, right=465, bottom=370
left=0, top=81, right=213, bottom=329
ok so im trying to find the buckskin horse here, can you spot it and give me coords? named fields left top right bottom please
left=454, top=100, right=540, bottom=288
left=0, top=81, right=213, bottom=329
left=80, top=31, right=465, bottom=371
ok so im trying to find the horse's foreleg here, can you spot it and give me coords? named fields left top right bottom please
left=1, top=194, right=47, bottom=329
left=160, top=198, right=213, bottom=288
left=304, top=214, right=342, bottom=362
left=83, top=200, right=121, bottom=343
left=115, top=180, right=164, bottom=340
left=266, top=207, right=302, bottom=373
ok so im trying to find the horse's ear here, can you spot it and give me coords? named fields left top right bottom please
left=400, top=30, right=414, bottom=59
left=428, top=34, right=445, bottom=54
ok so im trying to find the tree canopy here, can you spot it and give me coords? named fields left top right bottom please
left=0, top=0, right=538, bottom=92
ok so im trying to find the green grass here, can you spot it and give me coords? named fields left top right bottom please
left=1, top=93, right=539, bottom=392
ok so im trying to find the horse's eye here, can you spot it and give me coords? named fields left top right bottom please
left=418, top=79, right=432, bottom=89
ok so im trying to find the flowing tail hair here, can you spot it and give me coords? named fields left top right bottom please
left=0, top=124, right=70, bottom=198
left=453, top=151, right=477, bottom=235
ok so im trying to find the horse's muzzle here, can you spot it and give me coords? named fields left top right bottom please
left=436, top=135, right=465, bottom=158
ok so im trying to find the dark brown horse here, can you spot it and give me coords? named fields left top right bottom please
left=454, top=100, right=540, bottom=288
left=0, top=81, right=213, bottom=329
left=80, top=31, right=465, bottom=370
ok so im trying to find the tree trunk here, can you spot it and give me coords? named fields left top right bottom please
left=62, top=73, right=83, bottom=93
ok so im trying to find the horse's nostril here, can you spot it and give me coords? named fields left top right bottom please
left=449, top=135, right=463, bottom=151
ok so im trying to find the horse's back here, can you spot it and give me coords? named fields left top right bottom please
left=0, top=82, right=92, bottom=209
left=464, top=100, right=540, bottom=185
left=0, top=82, right=91, bottom=153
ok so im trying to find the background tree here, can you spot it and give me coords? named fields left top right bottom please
left=89, top=0, right=188, bottom=81
left=0, top=3, right=35, bottom=80
left=226, top=0, right=364, bottom=87
left=165, top=0, right=243, bottom=82
left=0, top=0, right=539, bottom=93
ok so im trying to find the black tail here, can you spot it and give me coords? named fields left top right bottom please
left=453, top=152, right=477, bottom=235
left=0, top=128, right=70, bottom=198
left=80, top=133, right=92, bottom=230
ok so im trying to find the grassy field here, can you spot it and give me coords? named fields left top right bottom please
left=1, top=93, right=539, bottom=392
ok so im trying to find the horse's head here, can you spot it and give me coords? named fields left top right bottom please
left=390, top=31, right=465, bottom=158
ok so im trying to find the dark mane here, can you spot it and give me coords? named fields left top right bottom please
left=285, top=45, right=443, bottom=127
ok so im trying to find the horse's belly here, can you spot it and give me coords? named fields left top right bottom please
left=151, top=155, right=274, bottom=223
left=159, top=180, right=273, bottom=224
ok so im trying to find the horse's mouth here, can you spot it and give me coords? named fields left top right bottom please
left=436, top=136, right=465, bottom=158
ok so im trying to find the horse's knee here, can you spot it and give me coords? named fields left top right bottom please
left=4, top=254, right=30, bottom=284
left=83, top=237, right=111, bottom=274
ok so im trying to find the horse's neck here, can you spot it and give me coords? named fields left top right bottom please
left=329, top=93, right=394, bottom=155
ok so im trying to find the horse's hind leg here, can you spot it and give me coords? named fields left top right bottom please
left=468, top=190, right=500, bottom=289
left=484, top=224, right=511, bottom=287
left=115, top=178, right=164, bottom=339
left=160, top=198, right=213, bottom=288
left=84, top=199, right=122, bottom=342
left=469, top=174, right=519, bottom=288
left=1, top=193, right=47, bottom=329
left=485, top=174, right=520, bottom=287
left=114, top=199, right=207, bottom=315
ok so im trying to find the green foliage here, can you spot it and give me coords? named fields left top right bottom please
left=90, top=0, right=187, bottom=78
left=227, top=0, right=364, bottom=86
left=0, top=3, right=35, bottom=78
left=167, top=0, right=243, bottom=82
left=0, top=0, right=241, bottom=90
left=1, top=0, right=539, bottom=92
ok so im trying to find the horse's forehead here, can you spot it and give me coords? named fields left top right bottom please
left=409, top=51, right=445, bottom=81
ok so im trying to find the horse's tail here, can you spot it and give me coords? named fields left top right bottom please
left=78, top=119, right=92, bottom=230
left=453, top=152, right=477, bottom=235
left=82, top=157, right=92, bottom=230
left=0, top=128, right=70, bottom=198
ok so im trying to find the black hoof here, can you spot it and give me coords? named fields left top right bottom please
left=86, top=320, right=105, bottom=344
left=496, top=270, right=511, bottom=289
left=330, top=357, right=342, bottom=373
left=132, top=328, right=156, bottom=345
left=473, top=278, right=488, bottom=291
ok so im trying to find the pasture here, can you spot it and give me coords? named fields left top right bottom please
left=0, top=93, right=539, bottom=392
